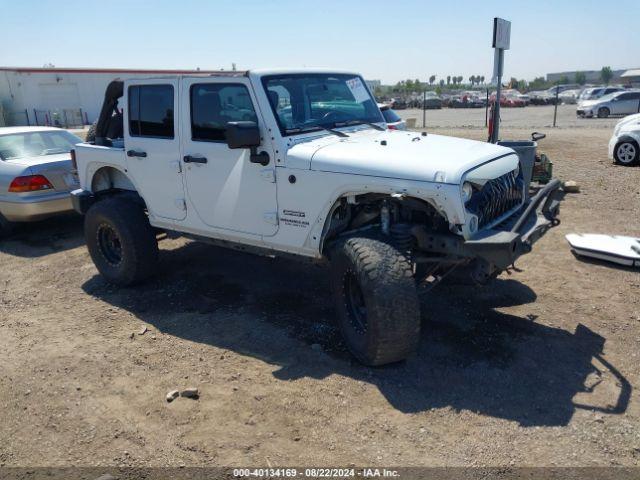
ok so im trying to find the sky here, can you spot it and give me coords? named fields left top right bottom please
left=1, top=0, right=639, bottom=84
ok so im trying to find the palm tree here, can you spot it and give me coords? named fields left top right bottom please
left=469, top=75, right=475, bottom=86
left=429, top=75, right=436, bottom=85
left=480, top=75, right=485, bottom=84
left=446, top=75, right=451, bottom=85
left=457, top=76, right=463, bottom=85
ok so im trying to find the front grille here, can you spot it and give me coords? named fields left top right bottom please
left=466, top=169, right=524, bottom=229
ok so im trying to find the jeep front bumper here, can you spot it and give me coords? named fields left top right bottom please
left=70, top=189, right=96, bottom=215
left=413, top=179, right=563, bottom=272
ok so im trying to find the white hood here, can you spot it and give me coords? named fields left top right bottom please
left=286, top=129, right=517, bottom=184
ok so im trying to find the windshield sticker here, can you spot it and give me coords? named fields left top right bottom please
left=346, top=77, right=370, bottom=103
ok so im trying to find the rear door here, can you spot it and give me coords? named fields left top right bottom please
left=180, top=77, right=278, bottom=236
left=124, top=78, right=186, bottom=221
left=616, top=92, right=640, bottom=115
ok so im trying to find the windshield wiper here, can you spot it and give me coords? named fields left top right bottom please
left=334, top=120, right=385, bottom=131
left=286, top=125, right=349, bottom=138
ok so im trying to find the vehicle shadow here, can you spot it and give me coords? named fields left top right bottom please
left=82, top=240, right=631, bottom=427
left=0, top=214, right=84, bottom=258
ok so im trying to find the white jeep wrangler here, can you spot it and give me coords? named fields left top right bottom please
left=72, top=69, right=562, bottom=366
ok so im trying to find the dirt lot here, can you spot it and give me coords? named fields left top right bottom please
left=1, top=125, right=639, bottom=468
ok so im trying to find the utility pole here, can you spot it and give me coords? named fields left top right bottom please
left=553, top=85, right=559, bottom=127
left=490, top=17, right=510, bottom=144
left=422, top=90, right=426, bottom=128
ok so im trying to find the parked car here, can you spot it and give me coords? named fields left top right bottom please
left=577, top=90, right=640, bottom=118
left=0, top=126, right=82, bottom=237
left=389, top=98, right=407, bottom=110
left=528, top=90, right=554, bottom=105
left=559, top=89, right=582, bottom=104
left=71, top=70, right=562, bottom=366
left=578, top=86, right=624, bottom=102
left=378, top=103, right=406, bottom=130
left=546, top=84, right=581, bottom=96
left=449, top=92, right=484, bottom=108
left=422, top=91, right=442, bottom=109
left=490, top=93, right=525, bottom=107
left=608, top=113, right=640, bottom=166
left=501, top=89, right=529, bottom=105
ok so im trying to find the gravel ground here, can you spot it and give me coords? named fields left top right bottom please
left=1, top=126, right=639, bottom=468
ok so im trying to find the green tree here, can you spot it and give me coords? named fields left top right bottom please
left=529, top=76, right=548, bottom=90
left=601, top=66, right=613, bottom=85
left=439, top=79, right=445, bottom=88
left=446, top=75, right=451, bottom=85
left=480, top=75, right=485, bottom=84
left=429, top=75, right=436, bottom=85
left=457, top=76, right=463, bottom=85
left=404, top=79, right=413, bottom=92
left=575, top=71, right=586, bottom=85
left=559, top=75, right=570, bottom=85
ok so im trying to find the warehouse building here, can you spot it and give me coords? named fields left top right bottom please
left=0, top=67, right=226, bottom=127
left=545, top=68, right=629, bottom=84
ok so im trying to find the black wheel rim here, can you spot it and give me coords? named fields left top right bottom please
left=344, top=270, right=367, bottom=335
left=97, top=223, right=122, bottom=266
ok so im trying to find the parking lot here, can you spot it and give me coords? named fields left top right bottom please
left=399, top=104, right=621, bottom=129
left=1, top=117, right=639, bottom=468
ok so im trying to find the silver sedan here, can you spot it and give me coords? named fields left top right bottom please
left=0, top=126, right=82, bottom=236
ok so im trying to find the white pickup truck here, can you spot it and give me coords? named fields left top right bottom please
left=71, top=69, right=562, bottom=365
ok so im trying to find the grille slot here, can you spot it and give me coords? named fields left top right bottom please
left=466, top=169, right=524, bottom=229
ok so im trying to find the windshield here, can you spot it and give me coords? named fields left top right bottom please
left=0, top=130, right=82, bottom=161
left=381, top=108, right=402, bottom=123
left=262, top=73, right=384, bottom=136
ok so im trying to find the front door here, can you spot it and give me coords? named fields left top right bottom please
left=124, top=78, right=186, bottom=220
left=180, top=77, right=278, bottom=236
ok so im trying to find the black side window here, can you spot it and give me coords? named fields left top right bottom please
left=190, top=83, right=257, bottom=142
left=129, top=84, right=174, bottom=138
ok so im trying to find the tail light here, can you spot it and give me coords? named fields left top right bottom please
left=9, top=175, right=54, bottom=193
left=70, top=148, right=77, bottom=171
left=387, top=124, right=398, bottom=130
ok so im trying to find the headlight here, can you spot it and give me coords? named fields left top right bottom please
left=462, top=182, right=473, bottom=203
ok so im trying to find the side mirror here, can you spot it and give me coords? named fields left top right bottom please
left=225, top=121, right=261, bottom=149
left=225, top=121, right=269, bottom=166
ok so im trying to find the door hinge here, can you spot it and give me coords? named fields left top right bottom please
left=263, top=212, right=278, bottom=225
left=175, top=198, right=187, bottom=211
left=260, top=168, right=276, bottom=183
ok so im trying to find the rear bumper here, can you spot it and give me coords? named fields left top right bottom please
left=413, top=179, right=563, bottom=274
left=0, top=191, right=74, bottom=222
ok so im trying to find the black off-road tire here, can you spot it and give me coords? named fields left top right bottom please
left=0, top=213, right=14, bottom=238
left=329, top=235, right=421, bottom=366
left=613, top=140, right=639, bottom=166
left=597, top=107, right=610, bottom=118
left=85, top=196, right=158, bottom=286
left=85, top=122, right=97, bottom=143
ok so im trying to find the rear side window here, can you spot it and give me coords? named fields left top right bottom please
left=129, top=84, right=174, bottom=138
left=190, top=83, right=257, bottom=142
left=381, top=108, right=401, bottom=123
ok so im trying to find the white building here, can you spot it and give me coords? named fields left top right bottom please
left=0, top=67, right=225, bottom=127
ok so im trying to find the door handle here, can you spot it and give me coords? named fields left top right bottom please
left=183, top=155, right=208, bottom=164
left=127, top=150, right=147, bottom=158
